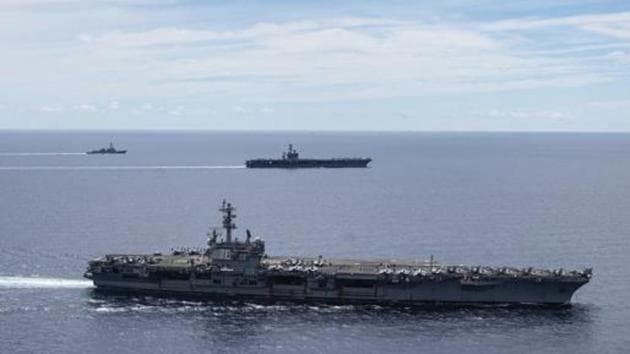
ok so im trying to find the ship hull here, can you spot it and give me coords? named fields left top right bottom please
left=86, top=151, right=127, bottom=155
left=89, top=274, right=586, bottom=306
left=245, top=158, right=371, bottom=168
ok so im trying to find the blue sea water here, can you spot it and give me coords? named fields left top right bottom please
left=0, top=131, right=628, bottom=353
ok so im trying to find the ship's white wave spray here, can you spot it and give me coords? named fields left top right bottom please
left=0, top=152, right=86, bottom=156
left=0, top=165, right=245, bottom=171
left=0, top=276, right=93, bottom=289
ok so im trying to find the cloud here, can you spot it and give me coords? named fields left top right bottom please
left=481, top=11, right=630, bottom=32
left=78, top=28, right=243, bottom=47
left=606, top=50, right=630, bottom=63
left=587, top=99, right=630, bottom=110
left=107, top=100, right=119, bottom=110
left=74, top=103, right=98, bottom=112
left=481, top=11, right=630, bottom=44
left=76, top=18, right=404, bottom=48
left=583, top=23, right=630, bottom=40
left=162, top=73, right=297, bottom=84
left=232, top=105, right=275, bottom=114
left=70, top=16, right=617, bottom=103
left=233, top=105, right=249, bottom=114
left=485, top=109, right=571, bottom=122
left=168, top=106, right=184, bottom=116
left=36, top=102, right=123, bottom=114
left=129, top=102, right=187, bottom=116
left=39, top=105, right=63, bottom=112
left=3, top=3, right=630, bottom=130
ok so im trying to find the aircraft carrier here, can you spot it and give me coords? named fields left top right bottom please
left=84, top=201, right=591, bottom=306
left=245, top=144, right=371, bottom=168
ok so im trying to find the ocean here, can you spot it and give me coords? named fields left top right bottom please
left=0, top=131, right=628, bottom=353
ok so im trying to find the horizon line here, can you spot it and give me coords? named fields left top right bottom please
left=1, top=128, right=630, bottom=134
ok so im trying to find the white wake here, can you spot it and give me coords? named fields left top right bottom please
left=0, top=165, right=245, bottom=171
left=0, top=276, right=93, bottom=289
left=0, top=152, right=86, bottom=156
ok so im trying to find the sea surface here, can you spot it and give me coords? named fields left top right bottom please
left=0, top=131, right=628, bottom=353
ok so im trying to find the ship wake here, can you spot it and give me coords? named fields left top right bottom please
left=0, top=152, right=86, bottom=156
left=0, top=276, right=93, bottom=289
left=0, top=165, right=245, bottom=171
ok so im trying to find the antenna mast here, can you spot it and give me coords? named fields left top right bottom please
left=220, top=200, right=236, bottom=243
left=286, top=144, right=299, bottom=160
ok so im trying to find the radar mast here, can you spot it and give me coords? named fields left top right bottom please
left=220, top=200, right=236, bottom=243
left=286, top=144, right=299, bottom=160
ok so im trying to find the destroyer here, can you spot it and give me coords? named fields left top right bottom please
left=85, top=201, right=591, bottom=306
left=246, top=144, right=371, bottom=168
left=86, top=142, right=126, bottom=155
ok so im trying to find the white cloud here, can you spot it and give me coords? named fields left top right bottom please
left=583, top=23, right=630, bottom=40
left=76, top=17, right=404, bottom=48
left=107, top=100, right=119, bottom=110
left=481, top=11, right=630, bottom=45
left=260, top=106, right=274, bottom=114
left=587, top=99, right=630, bottom=110
left=606, top=50, right=630, bottom=63
left=168, top=106, right=184, bottom=116
left=70, top=17, right=613, bottom=103
left=233, top=105, right=249, bottom=114
left=481, top=11, right=630, bottom=32
left=74, top=103, right=98, bottom=112
left=35, top=102, right=122, bottom=114
left=78, top=28, right=243, bottom=47
left=486, top=109, right=571, bottom=121
left=40, top=105, right=63, bottom=112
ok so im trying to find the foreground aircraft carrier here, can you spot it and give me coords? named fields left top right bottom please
left=85, top=201, right=591, bottom=306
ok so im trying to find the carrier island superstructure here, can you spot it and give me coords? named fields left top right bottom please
left=85, top=201, right=591, bottom=306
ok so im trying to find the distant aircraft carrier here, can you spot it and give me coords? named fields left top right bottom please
left=85, top=201, right=591, bottom=306
left=246, top=144, right=371, bottom=168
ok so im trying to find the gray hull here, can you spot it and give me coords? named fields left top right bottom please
left=245, top=158, right=371, bottom=168
left=245, top=144, right=371, bottom=168
left=90, top=273, right=585, bottom=306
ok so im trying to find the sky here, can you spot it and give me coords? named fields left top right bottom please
left=1, top=0, right=629, bottom=131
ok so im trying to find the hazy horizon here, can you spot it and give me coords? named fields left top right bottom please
left=2, top=128, right=630, bottom=134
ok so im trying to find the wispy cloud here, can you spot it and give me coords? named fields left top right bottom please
left=39, top=105, right=64, bottom=113
left=72, top=16, right=617, bottom=102
left=481, top=11, right=630, bottom=32
left=480, top=11, right=630, bottom=48
left=485, top=108, right=571, bottom=122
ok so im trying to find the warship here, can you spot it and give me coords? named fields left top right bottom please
left=246, top=144, right=371, bottom=168
left=86, top=142, right=127, bottom=155
left=85, top=201, right=592, bottom=306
